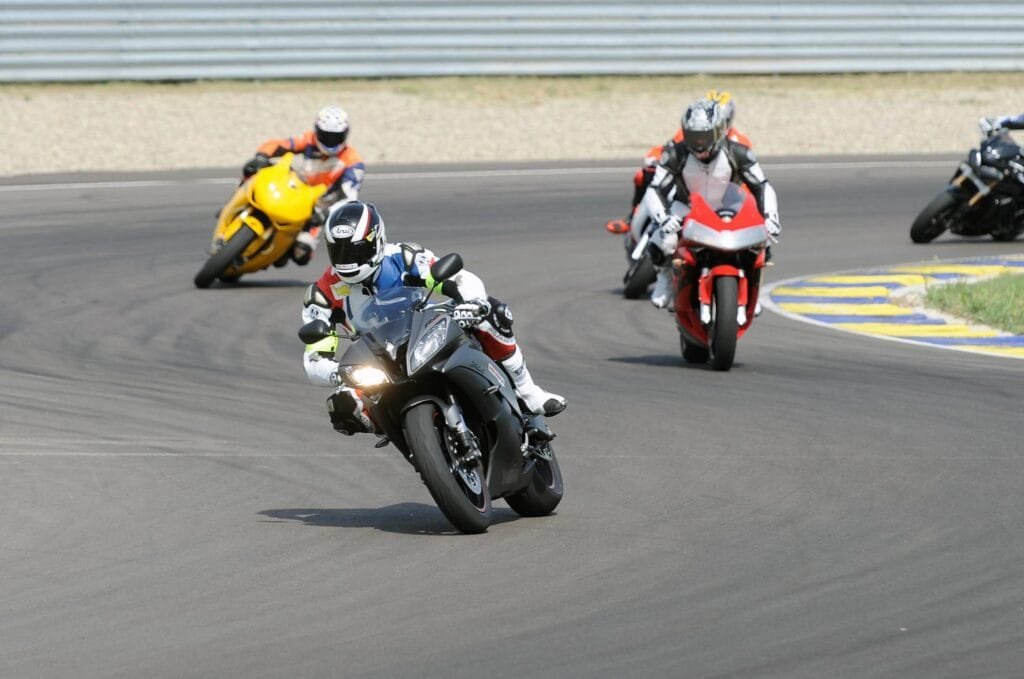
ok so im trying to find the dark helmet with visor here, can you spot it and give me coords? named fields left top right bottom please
left=682, top=99, right=726, bottom=160
left=324, top=201, right=386, bottom=284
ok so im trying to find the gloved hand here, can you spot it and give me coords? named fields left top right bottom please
left=309, top=203, right=326, bottom=228
left=765, top=215, right=781, bottom=241
left=242, top=152, right=271, bottom=178
left=452, top=300, right=491, bottom=329
left=659, top=214, right=682, bottom=236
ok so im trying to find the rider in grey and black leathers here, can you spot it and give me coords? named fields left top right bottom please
left=644, top=98, right=782, bottom=308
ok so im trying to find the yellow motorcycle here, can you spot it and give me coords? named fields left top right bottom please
left=194, top=152, right=327, bottom=288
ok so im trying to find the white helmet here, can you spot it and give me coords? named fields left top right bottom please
left=313, top=105, right=350, bottom=155
left=324, top=201, right=386, bottom=284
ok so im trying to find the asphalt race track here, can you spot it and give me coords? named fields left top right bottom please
left=2, top=157, right=1023, bottom=678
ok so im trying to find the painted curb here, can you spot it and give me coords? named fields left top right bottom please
left=763, top=255, right=1024, bottom=360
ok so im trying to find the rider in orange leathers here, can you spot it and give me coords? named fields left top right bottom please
left=605, top=90, right=752, bottom=240
left=241, top=105, right=367, bottom=266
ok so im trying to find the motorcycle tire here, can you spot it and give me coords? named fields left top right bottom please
left=990, top=226, right=1020, bottom=242
left=910, top=191, right=957, bottom=243
left=505, top=443, right=564, bottom=517
left=622, top=256, right=656, bottom=299
left=194, top=225, right=257, bottom=288
left=708, top=277, right=738, bottom=372
left=403, top=402, right=492, bottom=534
left=680, top=335, right=709, bottom=364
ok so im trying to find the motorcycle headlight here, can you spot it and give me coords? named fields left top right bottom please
left=341, top=365, right=391, bottom=389
left=409, top=317, right=450, bottom=373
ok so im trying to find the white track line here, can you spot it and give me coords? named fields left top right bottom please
left=0, top=159, right=953, bottom=193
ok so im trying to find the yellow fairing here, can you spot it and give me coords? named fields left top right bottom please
left=209, top=152, right=328, bottom=276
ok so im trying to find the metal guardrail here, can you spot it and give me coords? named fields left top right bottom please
left=2, top=1, right=1024, bottom=82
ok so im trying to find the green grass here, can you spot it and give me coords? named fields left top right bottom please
left=925, top=273, right=1024, bottom=335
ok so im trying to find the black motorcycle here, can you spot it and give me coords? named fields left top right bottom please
left=911, top=125, right=1024, bottom=243
left=298, top=254, right=563, bottom=534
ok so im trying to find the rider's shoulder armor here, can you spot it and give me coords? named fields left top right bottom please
left=725, top=139, right=758, bottom=170
left=399, top=242, right=425, bottom=269
left=303, top=282, right=331, bottom=308
left=660, top=141, right=688, bottom=173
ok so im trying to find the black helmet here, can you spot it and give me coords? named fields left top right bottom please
left=682, top=99, right=725, bottom=160
left=324, top=201, right=386, bottom=283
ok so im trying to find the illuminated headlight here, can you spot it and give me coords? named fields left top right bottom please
left=342, top=365, right=390, bottom=388
left=409, top=317, right=449, bottom=373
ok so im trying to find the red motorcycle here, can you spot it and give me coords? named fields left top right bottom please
left=672, top=186, right=770, bottom=371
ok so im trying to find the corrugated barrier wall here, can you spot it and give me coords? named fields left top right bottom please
left=2, top=0, right=1024, bottom=82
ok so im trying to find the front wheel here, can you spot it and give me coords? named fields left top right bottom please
left=910, top=191, right=957, bottom=243
left=505, top=443, right=564, bottom=517
left=403, top=402, right=492, bottom=534
left=708, top=277, right=738, bottom=371
left=194, top=225, right=257, bottom=288
left=623, top=255, right=656, bottom=299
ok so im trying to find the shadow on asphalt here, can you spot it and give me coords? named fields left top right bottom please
left=608, top=354, right=687, bottom=368
left=258, top=503, right=521, bottom=535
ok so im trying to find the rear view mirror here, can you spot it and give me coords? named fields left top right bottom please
left=430, top=253, right=464, bottom=282
left=298, top=319, right=332, bottom=344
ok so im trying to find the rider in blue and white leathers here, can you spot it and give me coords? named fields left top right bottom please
left=301, top=201, right=566, bottom=435
left=643, top=98, right=782, bottom=308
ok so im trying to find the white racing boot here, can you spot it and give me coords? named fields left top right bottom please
left=500, top=348, right=566, bottom=417
left=650, top=266, right=674, bottom=309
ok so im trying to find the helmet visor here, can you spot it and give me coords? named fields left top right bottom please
left=328, top=238, right=374, bottom=269
left=685, top=128, right=719, bottom=155
left=316, top=128, right=348, bottom=150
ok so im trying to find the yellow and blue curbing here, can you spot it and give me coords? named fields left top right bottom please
left=764, top=255, right=1024, bottom=359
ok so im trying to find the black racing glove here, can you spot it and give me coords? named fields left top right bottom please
left=242, top=153, right=271, bottom=178
left=309, top=204, right=326, bottom=228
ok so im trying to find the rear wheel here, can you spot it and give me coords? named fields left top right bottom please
left=910, top=191, right=957, bottom=243
left=403, top=402, right=491, bottom=534
left=194, top=226, right=256, bottom=288
left=505, top=443, right=564, bottom=517
left=623, top=255, right=656, bottom=299
left=708, top=277, right=738, bottom=371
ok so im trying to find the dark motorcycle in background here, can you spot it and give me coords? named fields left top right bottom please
left=298, top=254, right=564, bottom=534
left=910, top=121, right=1024, bottom=243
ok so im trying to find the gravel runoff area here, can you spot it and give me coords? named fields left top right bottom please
left=2, top=72, right=1024, bottom=177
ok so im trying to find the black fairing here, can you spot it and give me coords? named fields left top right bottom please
left=335, top=286, right=543, bottom=499
left=944, top=133, right=1024, bottom=237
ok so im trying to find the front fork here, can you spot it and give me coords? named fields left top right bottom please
left=443, top=397, right=482, bottom=468
left=697, top=267, right=748, bottom=326
left=951, top=162, right=998, bottom=207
